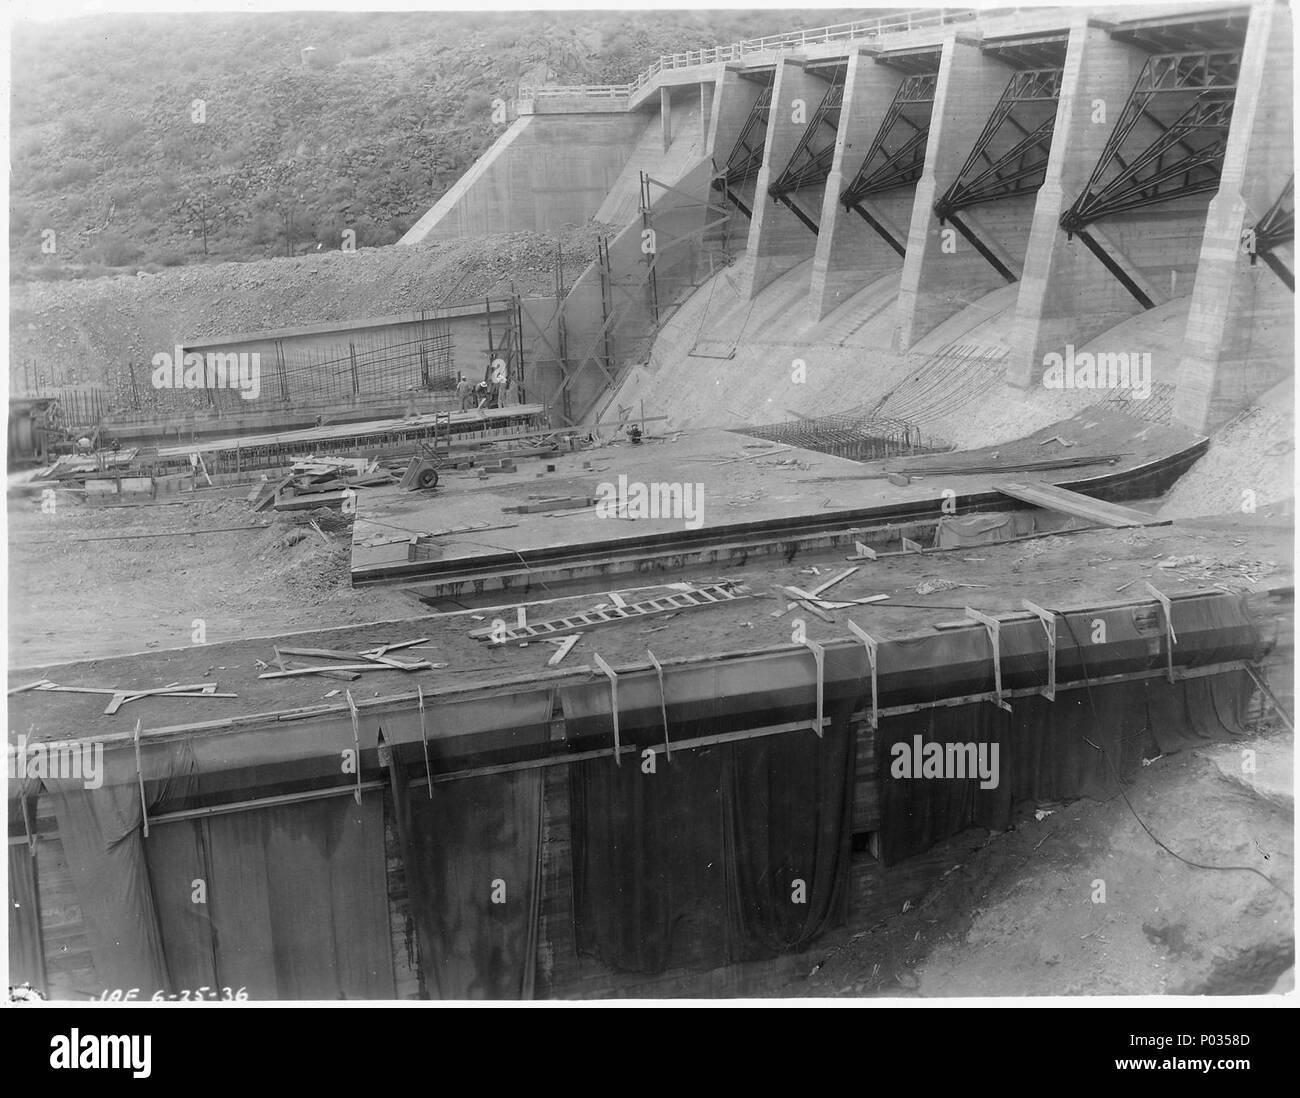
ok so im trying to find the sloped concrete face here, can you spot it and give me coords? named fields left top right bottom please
left=1006, top=20, right=1151, bottom=388
left=400, top=114, right=643, bottom=243
left=1173, top=0, right=1295, bottom=433
left=894, top=37, right=1012, bottom=350
left=738, top=59, right=826, bottom=299
left=808, top=52, right=907, bottom=322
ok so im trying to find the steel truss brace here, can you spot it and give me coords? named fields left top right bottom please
left=717, top=82, right=774, bottom=189
left=935, top=68, right=1062, bottom=219
left=841, top=73, right=937, bottom=205
left=769, top=68, right=848, bottom=203
left=1249, top=175, right=1294, bottom=291
left=1061, top=50, right=1239, bottom=233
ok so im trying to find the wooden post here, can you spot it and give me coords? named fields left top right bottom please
left=592, top=653, right=621, bottom=766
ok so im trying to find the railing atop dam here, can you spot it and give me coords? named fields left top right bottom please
left=518, top=6, right=988, bottom=109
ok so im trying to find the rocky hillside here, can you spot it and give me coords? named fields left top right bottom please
left=10, top=8, right=860, bottom=280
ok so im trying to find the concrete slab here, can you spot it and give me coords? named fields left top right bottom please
left=349, top=407, right=1208, bottom=587
left=8, top=517, right=1291, bottom=743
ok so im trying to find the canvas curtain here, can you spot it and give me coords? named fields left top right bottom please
left=7, top=780, right=46, bottom=990
left=44, top=739, right=197, bottom=993
left=144, top=793, right=393, bottom=1000
left=566, top=676, right=857, bottom=975
left=8, top=843, right=46, bottom=989
left=877, top=671, right=1254, bottom=865
left=46, top=725, right=393, bottom=999
left=387, top=751, right=543, bottom=999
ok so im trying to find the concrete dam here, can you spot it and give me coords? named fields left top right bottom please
left=8, top=3, right=1293, bottom=1003
left=402, top=1, right=1292, bottom=444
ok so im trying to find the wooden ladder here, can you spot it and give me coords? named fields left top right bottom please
left=470, top=584, right=750, bottom=642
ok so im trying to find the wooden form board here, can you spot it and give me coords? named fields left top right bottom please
left=992, top=480, right=1168, bottom=529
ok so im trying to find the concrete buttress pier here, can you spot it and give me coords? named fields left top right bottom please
left=808, top=51, right=907, bottom=321
left=1006, top=20, right=1151, bottom=388
left=1173, top=0, right=1295, bottom=433
left=894, top=36, right=1013, bottom=350
left=739, top=58, right=826, bottom=299
left=395, top=5, right=1291, bottom=440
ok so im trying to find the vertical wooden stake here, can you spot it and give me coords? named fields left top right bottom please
left=647, top=649, right=671, bottom=762
left=345, top=690, right=363, bottom=805
left=846, top=620, right=879, bottom=730
left=592, top=653, right=621, bottom=766
left=418, top=685, right=433, bottom=798
left=134, top=719, right=150, bottom=838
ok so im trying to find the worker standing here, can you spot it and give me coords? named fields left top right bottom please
left=454, top=373, right=473, bottom=411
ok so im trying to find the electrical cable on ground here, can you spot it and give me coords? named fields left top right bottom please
left=1055, top=612, right=1292, bottom=901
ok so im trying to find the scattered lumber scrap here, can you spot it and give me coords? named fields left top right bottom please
left=547, top=635, right=581, bottom=666
left=8, top=678, right=52, bottom=696
left=777, top=588, right=835, bottom=622
left=712, top=445, right=794, bottom=466
left=260, top=663, right=437, bottom=679
left=256, top=457, right=394, bottom=512
left=503, top=496, right=593, bottom=515
left=992, top=481, right=1167, bottom=529
left=259, top=639, right=444, bottom=679
left=28, top=680, right=237, bottom=714
left=274, top=489, right=353, bottom=512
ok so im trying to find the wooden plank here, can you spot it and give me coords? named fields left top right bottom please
left=8, top=678, right=51, bottom=696
left=274, top=645, right=425, bottom=670
left=993, top=480, right=1166, bottom=528
left=778, top=588, right=835, bottom=623
left=258, top=662, right=438, bottom=679
left=547, top=635, right=581, bottom=666
left=805, top=566, right=858, bottom=597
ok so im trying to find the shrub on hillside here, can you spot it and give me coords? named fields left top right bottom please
left=92, top=233, right=144, bottom=267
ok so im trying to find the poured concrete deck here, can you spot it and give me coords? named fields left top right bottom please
left=13, top=513, right=1288, bottom=745
left=349, top=408, right=1207, bottom=588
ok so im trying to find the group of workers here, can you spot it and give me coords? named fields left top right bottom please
left=454, top=372, right=509, bottom=412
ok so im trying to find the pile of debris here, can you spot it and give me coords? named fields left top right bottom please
left=248, top=455, right=396, bottom=513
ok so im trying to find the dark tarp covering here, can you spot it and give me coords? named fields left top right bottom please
left=8, top=844, right=46, bottom=989
left=933, top=511, right=1039, bottom=549
left=877, top=671, right=1254, bottom=865
left=388, top=753, right=543, bottom=999
left=44, top=741, right=196, bottom=993
left=45, top=725, right=392, bottom=999
left=145, top=793, right=394, bottom=1000
left=7, top=779, right=46, bottom=989
left=723, top=719, right=856, bottom=959
left=566, top=674, right=857, bottom=974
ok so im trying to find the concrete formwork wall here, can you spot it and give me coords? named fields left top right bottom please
left=1174, top=0, right=1295, bottom=433
left=1007, top=21, right=1159, bottom=387
left=524, top=155, right=719, bottom=425
left=808, top=52, right=907, bottom=321
left=399, top=114, right=644, bottom=243
left=740, top=59, right=827, bottom=298
left=574, top=157, right=719, bottom=425
left=180, top=310, right=513, bottom=409
left=518, top=295, right=567, bottom=413
left=895, top=37, right=1013, bottom=349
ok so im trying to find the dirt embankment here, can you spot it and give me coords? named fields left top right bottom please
left=1159, top=379, right=1294, bottom=520
left=6, top=494, right=418, bottom=669
left=797, top=725, right=1294, bottom=998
